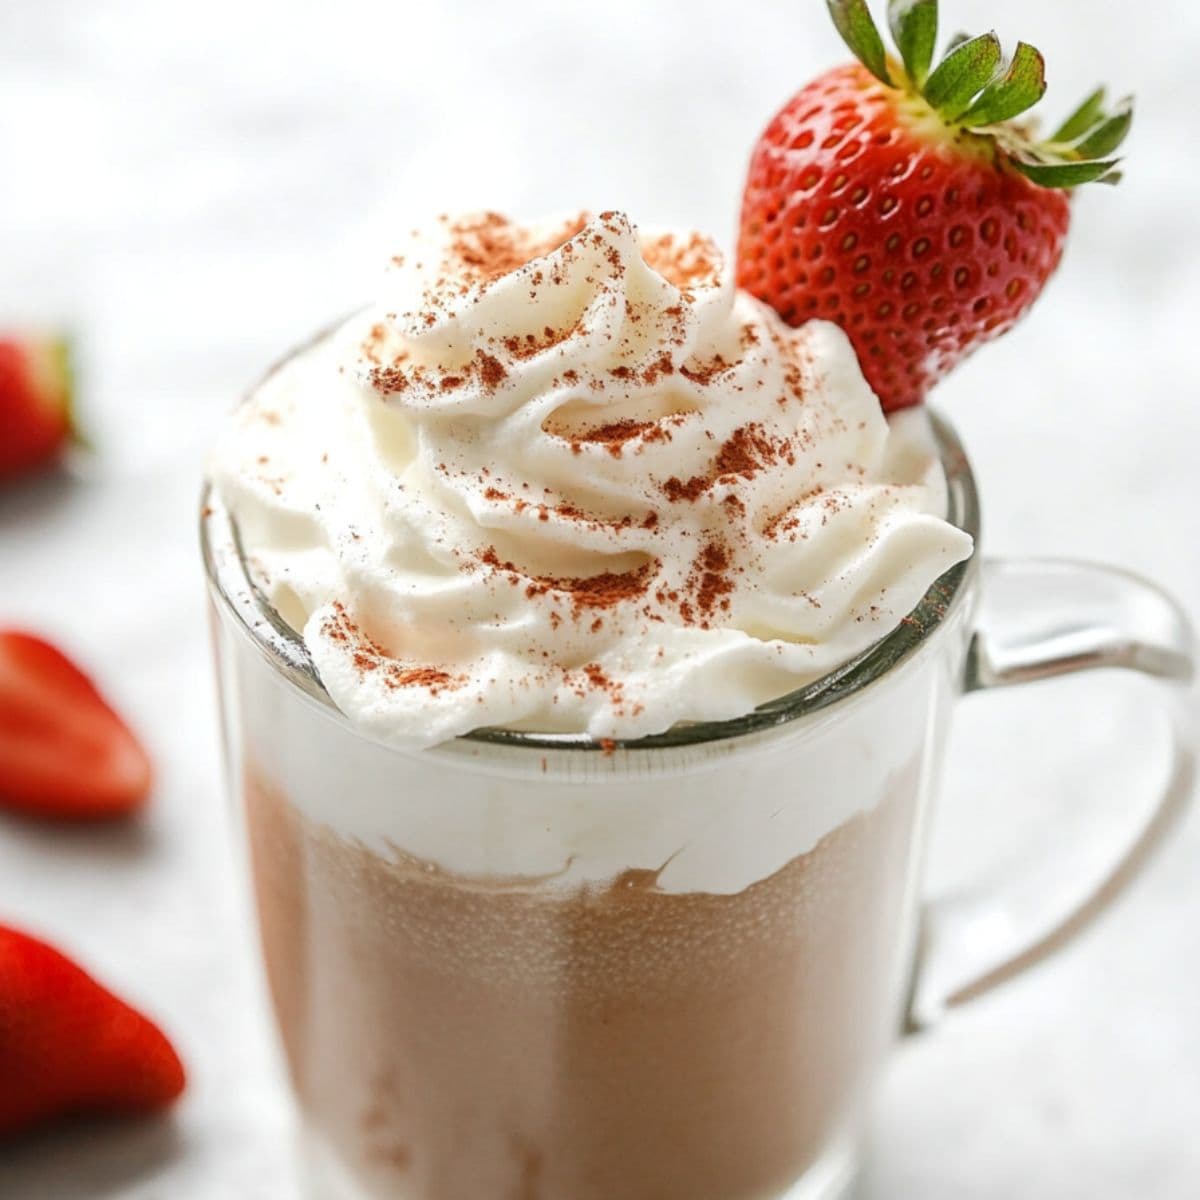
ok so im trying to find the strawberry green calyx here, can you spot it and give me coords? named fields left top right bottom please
left=827, top=0, right=894, bottom=85
left=888, top=0, right=937, bottom=86
left=28, top=334, right=84, bottom=449
left=46, top=335, right=86, bottom=452
left=824, top=0, right=1132, bottom=188
left=35, top=336, right=74, bottom=407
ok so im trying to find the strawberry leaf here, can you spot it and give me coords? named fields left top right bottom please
left=1052, top=87, right=1107, bottom=142
left=826, top=0, right=893, bottom=85
left=959, top=42, right=1046, bottom=127
left=923, top=31, right=1003, bottom=120
left=1072, top=99, right=1133, bottom=158
left=47, top=336, right=85, bottom=450
left=1010, top=156, right=1121, bottom=188
left=888, top=0, right=938, bottom=88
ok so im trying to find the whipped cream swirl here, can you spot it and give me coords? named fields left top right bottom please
left=211, top=211, right=972, bottom=747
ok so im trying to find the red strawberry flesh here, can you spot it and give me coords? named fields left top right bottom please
left=0, top=632, right=153, bottom=819
left=0, top=925, right=185, bottom=1138
left=0, top=336, right=74, bottom=479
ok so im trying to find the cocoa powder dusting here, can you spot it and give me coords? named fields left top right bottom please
left=660, top=474, right=709, bottom=503
left=383, top=666, right=458, bottom=692
left=371, top=345, right=512, bottom=398
left=660, top=422, right=790, bottom=502
left=568, top=418, right=673, bottom=457
left=369, top=362, right=411, bottom=395
left=479, top=548, right=654, bottom=615
left=642, top=231, right=720, bottom=290
left=476, top=350, right=508, bottom=390
left=679, top=355, right=730, bottom=385
left=322, top=603, right=463, bottom=697
left=692, top=541, right=735, bottom=619
left=582, top=663, right=609, bottom=689
left=361, top=322, right=389, bottom=365
left=501, top=316, right=584, bottom=360
left=713, top=424, right=784, bottom=477
left=445, top=212, right=588, bottom=284
left=642, top=352, right=675, bottom=385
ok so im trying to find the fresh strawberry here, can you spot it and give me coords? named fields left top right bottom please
left=0, top=334, right=75, bottom=479
left=737, top=0, right=1132, bottom=411
left=0, top=632, right=152, bottom=820
left=0, top=925, right=185, bottom=1138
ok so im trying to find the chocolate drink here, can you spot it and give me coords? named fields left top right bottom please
left=245, top=765, right=922, bottom=1200
left=207, top=210, right=973, bottom=1200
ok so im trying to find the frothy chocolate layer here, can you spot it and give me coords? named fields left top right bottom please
left=246, top=769, right=921, bottom=1200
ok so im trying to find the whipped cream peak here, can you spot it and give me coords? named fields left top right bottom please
left=361, top=211, right=730, bottom=413
left=211, top=211, right=972, bottom=747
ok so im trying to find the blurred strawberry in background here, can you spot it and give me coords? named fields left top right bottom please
left=0, top=631, right=153, bottom=820
left=0, top=925, right=185, bottom=1138
left=0, top=324, right=180, bottom=1144
left=0, top=333, right=76, bottom=480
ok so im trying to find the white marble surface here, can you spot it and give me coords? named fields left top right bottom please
left=1, top=1, right=1197, bottom=1196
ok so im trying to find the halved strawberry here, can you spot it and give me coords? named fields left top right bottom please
left=0, top=924, right=186, bottom=1138
left=0, top=335, right=75, bottom=479
left=0, top=632, right=152, bottom=820
left=737, top=0, right=1132, bottom=411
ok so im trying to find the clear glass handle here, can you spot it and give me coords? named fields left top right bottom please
left=908, top=558, right=1196, bottom=1032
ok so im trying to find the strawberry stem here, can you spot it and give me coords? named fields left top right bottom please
left=820, top=0, right=1132, bottom=190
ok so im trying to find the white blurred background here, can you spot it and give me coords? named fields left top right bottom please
left=1, top=1, right=1197, bottom=1196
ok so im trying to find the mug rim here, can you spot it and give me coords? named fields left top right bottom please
left=201, top=370, right=980, bottom=756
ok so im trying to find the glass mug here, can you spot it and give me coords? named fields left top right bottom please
left=203, top=411, right=1194, bottom=1200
